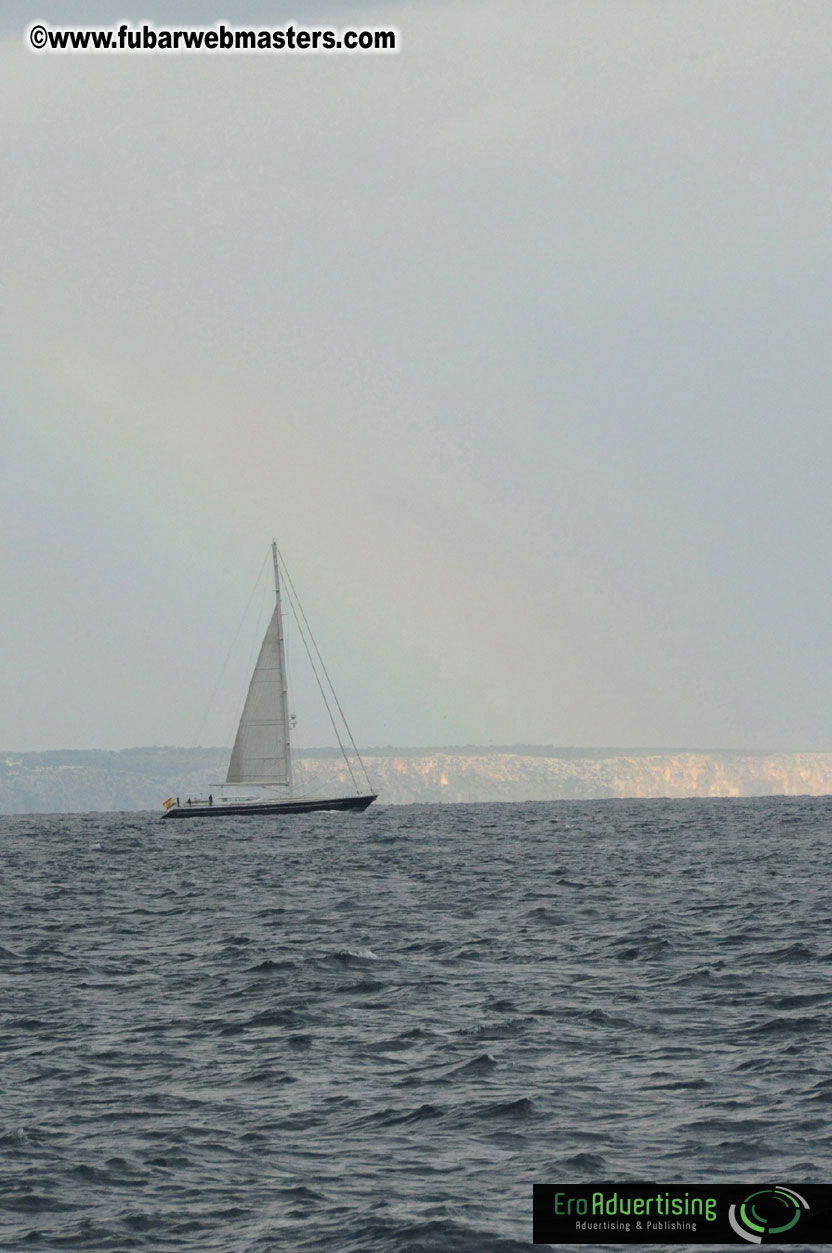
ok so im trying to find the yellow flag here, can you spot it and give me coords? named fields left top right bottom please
left=163, top=797, right=175, bottom=809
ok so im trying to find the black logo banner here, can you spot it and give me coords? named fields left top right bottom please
left=533, top=1183, right=832, bottom=1244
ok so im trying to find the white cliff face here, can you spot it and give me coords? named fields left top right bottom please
left=295, top=750, right=832, bottom=804
left=2, top=747, right=832, bottom=813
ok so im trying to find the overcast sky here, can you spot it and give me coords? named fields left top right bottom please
left=3, top=1, right=832, bottom=753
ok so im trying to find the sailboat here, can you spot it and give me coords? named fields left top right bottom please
left=161, top=542, right=377, bottom=819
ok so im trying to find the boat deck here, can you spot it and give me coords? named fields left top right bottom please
left=162, top=794, right=377, bottom=819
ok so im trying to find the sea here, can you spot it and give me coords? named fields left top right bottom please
left=2, top=796, right=831, bottom=1252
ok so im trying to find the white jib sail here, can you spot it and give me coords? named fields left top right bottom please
left=226, top=604, right=292, bottom=787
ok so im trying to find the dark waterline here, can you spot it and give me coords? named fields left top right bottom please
left=3, top=797, right=832, bottom=1251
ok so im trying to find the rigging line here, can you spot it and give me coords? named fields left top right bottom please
left=280, top=569, right=360, bottom=794
left=191, top=550, right=271, bottom=753
left=276, top=544, right=374, bottom=794
left=277, top=546, right=371, bottom=791
left=231, top=576, right=273, bottom=736
left=279, top=569, right=359, bottom=794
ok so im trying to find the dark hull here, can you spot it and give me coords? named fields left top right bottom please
left=162, top=794, right=377, bottom=820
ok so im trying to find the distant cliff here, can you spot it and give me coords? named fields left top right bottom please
left=1, top=746, right=831, bottom=814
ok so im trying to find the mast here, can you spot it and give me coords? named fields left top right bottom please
left=272, top=540, right=294, bottom=794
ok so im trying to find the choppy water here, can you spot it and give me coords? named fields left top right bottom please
left=3, top=797, right=832, bottom=1251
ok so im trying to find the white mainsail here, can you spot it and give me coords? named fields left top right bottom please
left=226, top=546, right=293, bottom=788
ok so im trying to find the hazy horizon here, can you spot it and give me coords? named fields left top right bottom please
left=5, top=2, right=832, bottom=754
left=4, top=741, right=831, bottom=757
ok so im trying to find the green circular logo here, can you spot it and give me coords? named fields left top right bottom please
left=728, top=1187, right=808, bottom=1243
